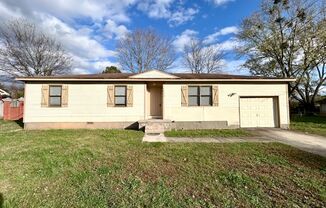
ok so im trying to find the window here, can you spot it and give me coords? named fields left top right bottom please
left=188, top=86, right=199, bottom=106
left=115, top=86, right=126, bottom=106
left=200, top=86, right=212, bottom=106
left=49, top=85, right=62, bottom=107
left=188, top=86, right=212, bottom=106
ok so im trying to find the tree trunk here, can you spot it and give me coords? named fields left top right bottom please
left=302, top=102, right=316, bottom=115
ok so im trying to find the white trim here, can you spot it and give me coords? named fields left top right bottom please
left=0, top=89, right=10, bottom=96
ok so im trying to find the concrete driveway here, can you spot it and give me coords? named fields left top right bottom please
left=251, top=128, right=326, bottom=157
left=143, top=129, right=326, bottom=157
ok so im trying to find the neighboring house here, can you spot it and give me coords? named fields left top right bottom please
left=16, top=70, right=295, bottom=130
left=317, top=98, right=326, bottom=116
left=0, top=88, right=10, bottom=99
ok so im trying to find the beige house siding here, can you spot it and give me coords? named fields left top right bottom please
left=24, top=83, right=146, bottom=123
left=163, top=83, right=289, bottom=128
left=24, top=82, right=290, bottom=129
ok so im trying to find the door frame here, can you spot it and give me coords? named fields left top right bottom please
left=239, top=96, right=280, bottom=128
left=146, top=83, right=163, bottom=119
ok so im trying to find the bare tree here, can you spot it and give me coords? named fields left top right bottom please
left=117, top=29, right=175, bottom=73
left=237, top=0, right=326, bottom=113
left=183, top=39, right=224, bottom=74
left=0, top=19, right=72, bottom=77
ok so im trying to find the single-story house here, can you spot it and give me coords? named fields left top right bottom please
left=16, top=70, right=295, bottom=130
left=317, top=98, right=326, bottom=116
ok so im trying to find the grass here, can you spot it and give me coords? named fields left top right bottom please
left=165, top=129, right=251, bottom=138
left=0, top=120, right=325, bottom=207
left=291, top=115, right=326, bottom=137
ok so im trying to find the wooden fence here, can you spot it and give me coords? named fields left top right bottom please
left=2, top=98, right=24, bottom=121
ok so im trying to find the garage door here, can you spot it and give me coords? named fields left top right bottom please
left=240, top=97, right=278, bottom=128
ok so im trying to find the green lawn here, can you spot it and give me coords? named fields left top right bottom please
left=291, top=116, right=326, bottom=137
left=0, top=120, right=325, bottom=207
left=165, top=129, right=251, bottom=138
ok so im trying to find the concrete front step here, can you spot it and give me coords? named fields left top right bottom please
left=145, top=122, right=168, bottom=133
left=138, top=119, right=172, bottom=133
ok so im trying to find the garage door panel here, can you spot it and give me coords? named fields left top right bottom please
left=240, top=97, right=278, bottom=128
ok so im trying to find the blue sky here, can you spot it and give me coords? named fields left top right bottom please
left=0, top=0, right=262, bottom=74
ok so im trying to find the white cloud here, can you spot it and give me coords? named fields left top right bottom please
left=0, top=0, right=240, bottom=75
left=0, top=2, right=23, bottom=19
left=173, top=29, right=198, bottom=52
left=218, top=26, right=239, bottom=36
left=103, top=19, right=129, bottom=40
left=168, top=7, right=199, bottom=27
left=71, top=55, right=119, bottom=74
left=0, top=0, right=126, bottom=74
left=0, top=0, right=136, bottom=23
left=210, top=0, right=235, bottom=6
left=137, top=0, right=173, bottom=18
left=38, top=15, right=119, bottom=74
left=220, top=59, right=247, bottom=74
left=204, top=26, right=239, bottom=44
left=137, top=0, right=198, bottom=27
left=215, top=37, right=241, bottom=51
left=38, top=14, right=116, bottom=59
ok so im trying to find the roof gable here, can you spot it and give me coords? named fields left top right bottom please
left=129, top=70, right=179, bottom=79
left=0, top=89, right=10, bottom=96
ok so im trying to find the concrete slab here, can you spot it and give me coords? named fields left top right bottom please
left=251, top=128, right=326, bottom=157
left=166, top=137, right=273, bottom=143
left=142, top=128, right=326, bottom=157
left=142, top=133, right=167, bottom=142
left=142, top=134, right=273, bottom=143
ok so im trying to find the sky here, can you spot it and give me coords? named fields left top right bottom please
left=0, top=0, right=262, bottom=75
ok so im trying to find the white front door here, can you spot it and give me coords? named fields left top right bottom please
left=240, top=97, right=278, bottom=128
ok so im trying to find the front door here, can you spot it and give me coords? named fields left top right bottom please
left=149, top=85, right=162, bottom=118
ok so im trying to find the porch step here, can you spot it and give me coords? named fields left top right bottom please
left=145, top=123, right=165, bottom=133
left=138, top=119, right=172, bottom=133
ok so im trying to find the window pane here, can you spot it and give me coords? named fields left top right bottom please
left=200, top=86, right=211, bottom=96
left=115, top=86, right=126, bottom=96
left=49, top=97, right=61, bottom=106
left=200, top=96, right=211, bottom=106
left=50, top=86, right=62, bottom=96
left=189, top=96, right=199, bottom=106
left=115, top=97, right=126, bottom=105
left=188, top=86, right=198, bottom=96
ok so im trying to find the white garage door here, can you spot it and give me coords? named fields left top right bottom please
left=240, top=97, right=278, bottom=128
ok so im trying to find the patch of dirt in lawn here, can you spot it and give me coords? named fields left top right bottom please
left=0, top=179, right=13, bottom=194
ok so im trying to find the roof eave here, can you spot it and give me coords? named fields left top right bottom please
left=16, top=78, right=296, bottom=82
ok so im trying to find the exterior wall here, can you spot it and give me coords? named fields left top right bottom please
left=163, top=83, right=290, bottom=128
left=24, top=83, right=146, bottom=124
left=24, top=122, right=138, bottom=130
left=24, top=82, right=290, bottom=129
